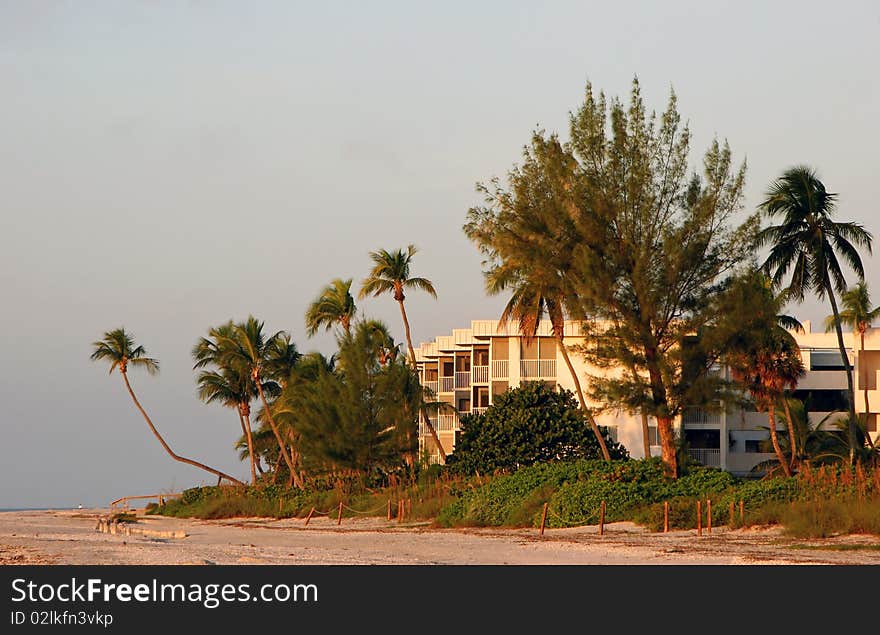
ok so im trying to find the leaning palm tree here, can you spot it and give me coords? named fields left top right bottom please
left=91, top=328, right=243, bottom=486
left=305, top=278, right=357, bottom=337
left=216, top=317, right=305, bottom=489
left=758, top=166, right=873, bottom=458
left=359, top=245, right=445, bottom=460
left=824, top=281, right=880, bottom=449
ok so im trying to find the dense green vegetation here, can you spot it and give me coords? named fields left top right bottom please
left=151, top=457, right=880, bottom=539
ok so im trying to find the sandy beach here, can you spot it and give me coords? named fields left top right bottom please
left=2, top=509, right=879, bottom=565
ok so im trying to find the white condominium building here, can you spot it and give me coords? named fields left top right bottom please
left=414, top=319, right=879, bottom=475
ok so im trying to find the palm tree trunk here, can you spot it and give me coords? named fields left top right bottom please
left=781, top=396, right=798, bottom=472
left=860, top=331, right=876, bottom=450
left=239, top=408, right=258, bottom=485
left=255, top=378, right=304, bottom=489
left=767, top=405, right=792, bottom=477
left=641, top=409, right=651, bottom=460
left=120, top=371, right=245, bottom=486
left=398, top=298, right=446, bottom=462
left=656, top=414, right=678, bottom=479
left=557, top=336, right=611, bottom=461
left=825, top=277, right=858, bottom=461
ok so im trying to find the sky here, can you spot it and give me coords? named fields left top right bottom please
left=2, top=1, right=879, bottom=508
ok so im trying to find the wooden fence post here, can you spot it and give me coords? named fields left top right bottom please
left=707, top=499, right=712, bottom=534
left=387, top=499, right=392, bottom=521
left=663, top=501, right=669, bottom=533
left=696, top=500, right=702, bottom=536
left=337, top=501, right=344, bottom=525
left=599, top=500, right=606, bottom=536
left=539, top=503, right=548, bottom=536
left=739, top=500, right=744, bottom=523
left=304, top=507, right=315, bottom=526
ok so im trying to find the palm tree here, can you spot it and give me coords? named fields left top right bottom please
left=727, top=331, right=805, bottom=477
left=359, top=245, right=445, bottom=460
left=824, top=281, right=880, bottom=449
left=758, top=166, right=873, bottom=458
left=91, top=328, right=244, bottom=486
left=193, top=322, right=262, bottom=485
left=216, top=317, right=305, bottom=489
left=305, top=278, right=357, bottom=337
left=195, top=369, right=259, bottom=483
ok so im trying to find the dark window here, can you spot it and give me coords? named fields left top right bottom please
left=791, top=390, right=848, bottom=412
left=809, top=349, right=852, bottom=371
left=684, top=429, right=720, bottom=449
left=744, top=440, right=763, bottom=453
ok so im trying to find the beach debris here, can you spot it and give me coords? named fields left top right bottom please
left=95, top=516, right=186, bottom=539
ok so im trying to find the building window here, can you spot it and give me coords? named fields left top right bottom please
left=809, top=349, right=852, bottom=371
left=791, top=389, right=848, bottom=412
left=744, top=440, right=763, bottom=453
left=647, top=426, right=660, bottom=446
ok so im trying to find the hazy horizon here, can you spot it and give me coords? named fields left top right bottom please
left=3, top=1, right=879, bottom=508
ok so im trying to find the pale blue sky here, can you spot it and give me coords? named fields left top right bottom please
left=2, top=1, right=878, bottom=507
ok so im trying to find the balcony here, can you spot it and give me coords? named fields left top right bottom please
left=471, top=365, right=489, bottom=384
left=440, top=377, right=454, bottom=393
left=455, top=371, right=470, bottom=389
left=681, top=408, right=721, bottom=426
left=437, top=414, right=459, bottom=431
left=472, top=406, right=488, bottom=415
left=423, top=380, right=439, bottom=396
left=491, top=360, right=509, bottom=379
left=520, top=359, right=557, bottom=379
left=688, top=448, right=721, bottom=467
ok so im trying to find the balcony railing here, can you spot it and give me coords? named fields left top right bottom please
left=471, top=365, right=489, bottom=384
left=423, top=380, right=439, bottom=396
left=440, top=377, right=454, bottom=393
left=520, top=359, right=557, bottom=378
left=491, top=360, right=509, bottom=379
left=688, top=448, right=721, bottom=467
left=455, top=371, right=470, bottom=389
left=472, top=406, right=488, bottom=415
left=681, top=408, right=721, bottom=426
left=437, top=414, right=459, bottom=431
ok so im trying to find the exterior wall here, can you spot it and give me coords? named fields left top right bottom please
left=415, top=318, right=878, bottom=470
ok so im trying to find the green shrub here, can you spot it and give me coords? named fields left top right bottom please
left=446, top=383, right=626, bottom=475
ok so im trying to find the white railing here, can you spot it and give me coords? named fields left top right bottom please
left=491, top=360, right=509, bottom=379
left=437, top=414, right=459, bottom=431
left=520, top=359, right=557, bottom=378
left=688, top=448, right=721, bottom=467
left=472, top=406, right=488, bottom=415
left=471, top=365, right=489, bottom=384
left=440, top=377, right=454, bottom=393
left=455, top=371, right=470, bottom=389
left=423, top=380, right=439, bottom=395
left=681, top=409, right=721, bottom=426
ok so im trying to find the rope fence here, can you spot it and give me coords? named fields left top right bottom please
left=537, top=498, right=747, bottom=536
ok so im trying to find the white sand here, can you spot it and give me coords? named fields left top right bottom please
left=2, top=509, right=879, bottom=565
